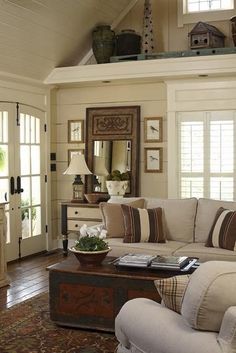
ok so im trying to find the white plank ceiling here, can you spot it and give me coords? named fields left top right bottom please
left=0, top=0, right=133, bottom=81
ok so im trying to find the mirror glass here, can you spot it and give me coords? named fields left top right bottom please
left=92, top=140, right=131, bottom=192
left=85, top=105, right=140, bottom=197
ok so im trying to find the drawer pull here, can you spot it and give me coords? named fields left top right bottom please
left=75, top=224, right=78, bottom=228
left=74, top=211, right=78, bottom=215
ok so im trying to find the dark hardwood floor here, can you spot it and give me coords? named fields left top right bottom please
left=0, top=249, right=68, bottom=310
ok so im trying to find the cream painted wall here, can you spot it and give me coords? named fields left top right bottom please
left=116, top=0, right=234, bottom=52
left=52, top=81, right=167, bottom=238
left=51, top=0, right=236, bottom=241
left=0, top=78, right=47, bottom=110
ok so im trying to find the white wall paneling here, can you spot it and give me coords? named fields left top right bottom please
left=52, top=81, right=167, bottom=240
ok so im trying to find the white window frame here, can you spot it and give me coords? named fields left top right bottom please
left=176, top=110, right=236, bottom=200
left=177, top=0, right=236, bottom=27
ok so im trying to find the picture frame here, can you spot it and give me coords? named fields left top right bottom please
left=68, top=149, right=83, bottom=165
left=68, top=120, right=84, bottom=143
left=144, top=147, right=163, bottom=173
left=85, top=106, right=140, bottom=197
left=144, top=117, right=163, bottom=142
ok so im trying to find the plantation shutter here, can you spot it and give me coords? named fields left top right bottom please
left=177, top=111, right=235, bottom=201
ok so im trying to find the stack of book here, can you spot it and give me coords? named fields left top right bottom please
left=150, top=255, right=197, bottom=271
left=116, top=253, right=156, bottom=268
left=114, top=254, right=198, bottom=271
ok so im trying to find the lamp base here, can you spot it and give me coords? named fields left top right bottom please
left=72, top=175, right=85, bottom=201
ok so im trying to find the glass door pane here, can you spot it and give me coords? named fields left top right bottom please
left=20, top=113, right=42, bottom=240
left=0, top=110, right=10, bottom=244
left=3, top=104, right=46, bottom=262
left=0, top=111, right=9, bottom=199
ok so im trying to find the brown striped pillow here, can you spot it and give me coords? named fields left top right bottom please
left=121, top=204, right=165, bottom=243
left=154, top=275, right=191, bottom=313
left=206, top=207, right=236, bottom=251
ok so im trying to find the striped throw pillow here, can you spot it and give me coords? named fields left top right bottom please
left=154, top=275, right=191, bottom=313
left=121, top=204, right=165, bottom=243
left=206, top=207, right=236, bottom=251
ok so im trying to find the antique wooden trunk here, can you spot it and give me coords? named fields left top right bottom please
left=48, top=257, right=162, bottom=332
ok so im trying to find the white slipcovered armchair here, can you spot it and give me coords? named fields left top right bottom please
left=115, top=261, right=236, bottom=353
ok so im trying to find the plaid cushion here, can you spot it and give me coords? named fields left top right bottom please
left=121, top=205, right=165, bottom=243
left=154, top=275, right=191, bottom=313
left=206, top=207, right=236, bottom=251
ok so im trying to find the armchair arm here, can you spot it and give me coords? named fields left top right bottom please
left=218, top=306, right=236, bottom=353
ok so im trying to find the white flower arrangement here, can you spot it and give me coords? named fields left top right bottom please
left=74, top=224, right=108, bottom=252
left=79, top=224, right=107, bottom=239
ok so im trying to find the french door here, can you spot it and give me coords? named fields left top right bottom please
left=0, top=103, right=46, bottom=261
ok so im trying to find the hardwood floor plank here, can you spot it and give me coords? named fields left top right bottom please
left=0, top=249, right=68, bottom=310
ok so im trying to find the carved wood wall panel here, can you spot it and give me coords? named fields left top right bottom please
left=93, top=114, right=133, bottom=135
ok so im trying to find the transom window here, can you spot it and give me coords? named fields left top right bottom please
left=186, top=0, right=234, bottom=12
left=178, top=0, right=235, bottom=26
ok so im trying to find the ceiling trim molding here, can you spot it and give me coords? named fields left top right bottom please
left=0, top=70, right=47, bottom=89
left=78, top=0, right=139, bottom=66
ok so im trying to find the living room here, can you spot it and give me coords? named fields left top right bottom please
left=0, top=0, right=236, bottom=352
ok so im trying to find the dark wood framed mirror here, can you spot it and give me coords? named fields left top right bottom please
left=85, top=106, right=140, bottom=197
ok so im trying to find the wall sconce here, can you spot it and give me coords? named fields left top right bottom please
left=63, top=154, right=92, bottom=202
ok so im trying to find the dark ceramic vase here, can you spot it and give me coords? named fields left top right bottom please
left=116, top=29, right=141, bottom=56
left=231, top=16, right=236, bottom=46
left=69, top=247, right=111, bottom=267
left=92, top=25, right=115, bottom=63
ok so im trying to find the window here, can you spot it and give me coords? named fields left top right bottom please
left=177, top=111, right=236, bottom=201
left=178, top=0, right=235, bottom=26
left=185, top=0, right=234, bottom=13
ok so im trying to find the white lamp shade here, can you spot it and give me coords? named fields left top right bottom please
left=63, top=154, right=92, bottom=175
left=94, top=156, right=108, bottom=176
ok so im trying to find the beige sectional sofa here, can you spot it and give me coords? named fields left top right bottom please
left=115, top=261, right=236, bottom=353
left=103, top=197, right=236, bottom=262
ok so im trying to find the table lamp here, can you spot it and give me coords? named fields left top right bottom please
left=63, top=154, right=92, bottom=202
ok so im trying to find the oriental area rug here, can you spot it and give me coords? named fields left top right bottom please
left=0, top=292, right=118, bottom=353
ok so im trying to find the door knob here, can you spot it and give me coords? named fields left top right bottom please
left=10, top=177, right=15, bottom=195
left=16, top=176, right=24, bottom=194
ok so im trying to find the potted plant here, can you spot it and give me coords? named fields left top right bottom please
left=106, top=170, right=130, bottom=197
left=69, top=225, right=110, bottom=266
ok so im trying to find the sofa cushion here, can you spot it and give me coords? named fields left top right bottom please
left=145, top=198, right=197, bottom=243
left=205, top=207, right=236, bottom=251
left=154, top=275, right=190, bottom=314
left=173, top=242, right=236, bottom=262
left=195, top=198, right=236, bottom=243
left=99, top=199, right=145, bottom=238
left=115, top=298, right=221, bottom=353
left=181, top=261, right=236, bottom=332
left=121, top=205, right=165, bottom=243
left=107, top=238, right=186, bottom=258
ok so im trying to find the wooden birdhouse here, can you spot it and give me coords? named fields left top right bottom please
left=188, top=22, right=225, bottom=49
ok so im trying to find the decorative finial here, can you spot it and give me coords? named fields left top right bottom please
left=142, top=0, right=155, bottom=54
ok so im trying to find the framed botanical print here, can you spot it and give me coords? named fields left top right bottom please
left=68, top=120, right=84, bottom=143
left=68, top=149, right=83, bottom=165
left=144, top=117, right=163, bottom=142
left=145, top=147, right=163, bottom=173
